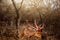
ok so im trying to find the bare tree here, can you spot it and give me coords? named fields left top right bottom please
left=32, top=1, right=43, bottom=24
left=11, top=0, right=24, bottom=40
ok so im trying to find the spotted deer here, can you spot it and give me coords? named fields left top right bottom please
left=20, top=19, right=44, bottom=39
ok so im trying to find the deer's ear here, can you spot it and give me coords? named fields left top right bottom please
left=39, top=24, right=45, bottom=29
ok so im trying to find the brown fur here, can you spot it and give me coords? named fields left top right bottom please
left=20, top=20, right=44, bottom=39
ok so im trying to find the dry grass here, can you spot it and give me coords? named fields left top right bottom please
left=0, top=23, right=57, bottom=40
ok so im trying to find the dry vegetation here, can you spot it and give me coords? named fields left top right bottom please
left=0, top=0, right=60, bottom=40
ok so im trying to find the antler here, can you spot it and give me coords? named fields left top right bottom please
left=25, top=19, right=32, bottom=27
left=34, top=19, right=40, bottom=31
left=34, top=19, right=44, bottom=31
left=34, top=19, right=38, bottom=28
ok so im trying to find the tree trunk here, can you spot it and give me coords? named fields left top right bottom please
left=11, top=0, right=23, bottom=40
left=11, top=0, right=19, bottom=40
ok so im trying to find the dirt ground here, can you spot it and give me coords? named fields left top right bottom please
left=0, top=24, right=58, bottom=40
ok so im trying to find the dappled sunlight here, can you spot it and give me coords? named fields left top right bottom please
left=14, top=0, right=22, bottom=3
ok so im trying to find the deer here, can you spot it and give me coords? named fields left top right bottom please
left=20, top=19, right=44, bottom=39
